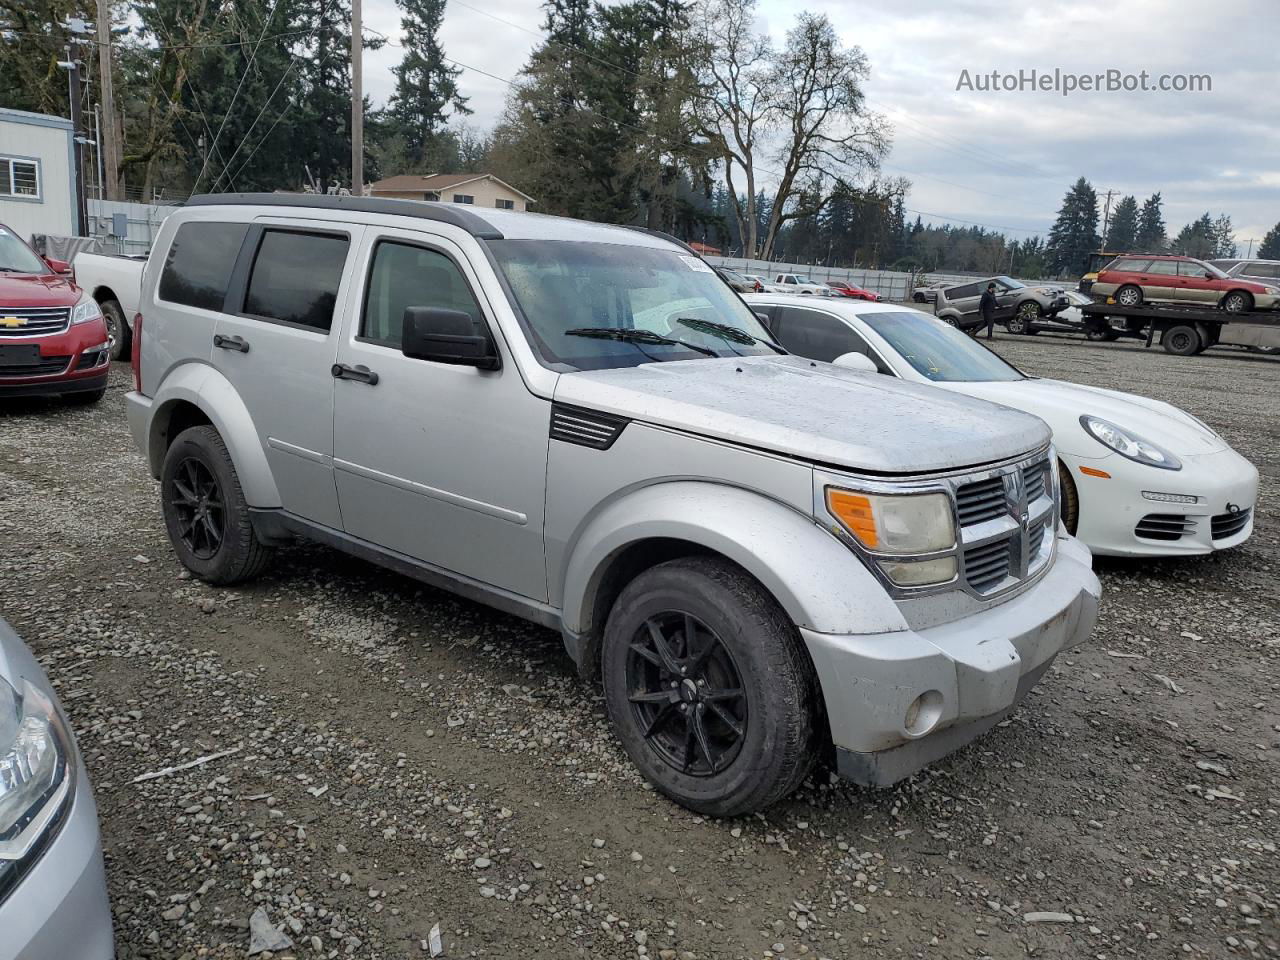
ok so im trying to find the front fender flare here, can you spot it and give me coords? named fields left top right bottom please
left=560, top=481, right=906, bottom=638
left=147, top=362, right=281, bottom=508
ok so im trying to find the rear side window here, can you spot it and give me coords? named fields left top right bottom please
left=948, top=283, right=978, bottom=299
left=360, top=241, right=484, bottom=347
left=1111, top=258, right=1150, bottom=272
left=158, top=221, right=248, bottom=310
left=1247, top=262, right=1279, bottom=279
left=243, top=229, right=349, bottom=331
left=1145, top=260, right=1178, bottom=276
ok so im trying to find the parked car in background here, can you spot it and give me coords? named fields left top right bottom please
left=0, top=222, right=112, bottom=403
left=1092, top=255, right=1280, bottom=314
left=934, top=276, right=1069, bottom=333
left=826, top=280, right=881, bottom=302
left=739, top=273, right=770, bottom=292
left=1208, top=258, right=1280, bottom=287
left=911, top=281, right=949, bottom=303
left=748, top=294, right=1259, bottom=558
left=0, top=618, right=115, bottom=959
left=771, top=273, right=829, bottom=294
left=714, top=266, right=757, bottom=293
left=127, top=193, right=1099, bottom=815
left=70, top=250, right=147, bottom=360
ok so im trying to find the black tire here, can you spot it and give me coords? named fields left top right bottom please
left=1221, top=290, right=1253, bottom=314
left=1058, top=460, right=1080, bottom=537
left=64, top=387, right=106, bottom=405
left=1162, top=324, right=1202, bottom=357
left=161, top=425, right=272, bottom=584
left=601, top=557, right=819, bottom=817
left=1084, top=325, right=1108, bottom=342
left=941, top=316, right=960, bottom=328
left=912, top=292, right=926, bottom=303
left=1115, top=284, right=1143, bottom=308
left=100, top=299, right=130, bottom=361
left=1008, top=300, right=1041, bottom=334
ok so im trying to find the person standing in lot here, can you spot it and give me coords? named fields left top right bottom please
left=980, top=282, right=999, bottom=339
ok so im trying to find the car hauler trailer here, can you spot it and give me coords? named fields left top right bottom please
left=1079, top=301, right=1280, bottom=356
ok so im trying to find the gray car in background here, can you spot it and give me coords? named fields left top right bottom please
left=0, top=619, right=114, bottom=959
left=1209, top=258, right=1280, bottom=287
left=934, top=276, right=1070, bottom=333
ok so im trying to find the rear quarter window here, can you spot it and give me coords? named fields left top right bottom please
left=242, top=229, right=350, bottom=331
left=158, top=221, right=249, bottom=310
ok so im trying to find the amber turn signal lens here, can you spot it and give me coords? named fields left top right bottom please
left=827, top=490, right=878, bottom=548
left=1079, top=465, right=1111, bottom=479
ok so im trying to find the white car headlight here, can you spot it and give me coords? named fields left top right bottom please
left=0, top=677, right=70, bottom=863
left=70, top=295, right=102, bottom=325
left=1263, top=286, right=1279, bottom=295
left=1080, top=415, right=1182, bottom=471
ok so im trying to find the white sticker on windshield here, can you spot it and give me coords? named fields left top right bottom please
left=680, top=255, right=714, bottom=273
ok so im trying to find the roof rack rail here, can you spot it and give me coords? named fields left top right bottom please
left=185, top=193, right=504, bottom=240
left=620, top=224, right=696, bottom=255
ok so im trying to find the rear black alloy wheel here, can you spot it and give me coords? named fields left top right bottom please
left=170, top=457, right=225, bottom=560
left=625, top=612, right=747, bottom=777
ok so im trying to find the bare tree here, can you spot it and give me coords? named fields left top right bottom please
left=691, top=1, right=889, bottom=260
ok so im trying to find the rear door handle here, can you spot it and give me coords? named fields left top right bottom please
left=331, top=362, right=379, bottom=385
left=213, top=334, right=249, bottom=353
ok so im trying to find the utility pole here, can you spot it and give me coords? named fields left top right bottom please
left=1246, top=238, right=1255, bottom=257
left=61, top=45, right=88, bottom=235
left=94, top=0, right=121, bottom=201
left=1100, top=189, right=1116, bottom=249
left=350, top=0, right=363, bottom=196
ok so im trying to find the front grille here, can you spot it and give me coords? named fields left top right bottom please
left=1211, top=508, right=1250, bottom=541
left=0, top=306, right=71, bottom=337
left=1135, top=513, right=1196, bottom=541
left=964, top=537, right=1012, bottom=593
left=956, top=475, right=1006, bottom=525
left=957, top=452, right=1055, bottom=596
left=0, top=354, right=70, bottom=377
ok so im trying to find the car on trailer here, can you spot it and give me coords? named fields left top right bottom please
left=1092, top=254, right=1280, bottom=314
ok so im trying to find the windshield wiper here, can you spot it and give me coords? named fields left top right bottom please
left=677, top=317, right=786, bottom=354
left=565, top=327, right=718, bottom=358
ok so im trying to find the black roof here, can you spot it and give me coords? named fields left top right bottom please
left=185, top=192, right=504, bottom=240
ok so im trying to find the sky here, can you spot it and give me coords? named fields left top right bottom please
left=361, top=0, right=1280, bottom=248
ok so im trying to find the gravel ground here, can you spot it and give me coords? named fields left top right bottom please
left=1, top=335, right=1276, bottom=960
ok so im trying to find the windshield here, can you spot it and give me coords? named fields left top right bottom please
left=860, top=310, right=1024, bottom=382
left=488, top=240, right=778, bottom=371
left=994, top=275, right=1025, bottom=290
left=0, top=226, right=48, bottom=274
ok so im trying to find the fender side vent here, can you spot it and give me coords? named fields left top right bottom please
left=550, top=404, right=628, bottom=450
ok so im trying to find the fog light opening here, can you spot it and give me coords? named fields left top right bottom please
left=903, top=690, right=945, bottom=738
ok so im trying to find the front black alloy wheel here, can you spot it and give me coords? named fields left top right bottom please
left=625, top=612, right=747, bottom=777
left=170, top=456, right=225, bottom=559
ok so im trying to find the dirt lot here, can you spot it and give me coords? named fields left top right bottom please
left=1, top=336, right=1276, bottom=960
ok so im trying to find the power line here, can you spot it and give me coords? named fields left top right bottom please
left=208, top=54, right=302, bottom=193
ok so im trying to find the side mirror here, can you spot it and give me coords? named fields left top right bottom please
left=401, top=307, right=500, bottom=370
left=832, top=351, right=878, bottom=373
left=1204, top=271, right=1214, bottom=280
left=753, top=311, right=773, bottom=331
left=43, top=256, right=71, bottom=275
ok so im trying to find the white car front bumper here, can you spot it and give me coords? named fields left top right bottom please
left=1068, top=446, right=1259, bottom=557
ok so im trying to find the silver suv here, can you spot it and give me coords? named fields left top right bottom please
left=935, top=276, right=1070, bottom=334
left=126, top=194, right=1100, bottom=815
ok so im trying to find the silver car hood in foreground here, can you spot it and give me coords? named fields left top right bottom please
left=554, top=355, right=1050, bottom=474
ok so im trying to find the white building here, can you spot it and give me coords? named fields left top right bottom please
left=0, top=107, right=79, bottom=241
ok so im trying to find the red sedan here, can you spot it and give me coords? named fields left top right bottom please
left=826, top=280, right=882, bottom=302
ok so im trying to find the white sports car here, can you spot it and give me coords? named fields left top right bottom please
left=746, top=295, right=1259, bottom=557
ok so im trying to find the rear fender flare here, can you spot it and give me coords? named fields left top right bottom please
left=147, top=362, right=281, bottom=508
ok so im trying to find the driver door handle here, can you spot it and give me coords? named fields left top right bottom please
left=213, top=334, right=249, bottom=353
left=331, top=362, right=379, bottom=386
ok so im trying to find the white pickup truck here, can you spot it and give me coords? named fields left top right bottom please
left=72, top=251, right=146, bottom=360
left=768, top=273, right=830, bottom=295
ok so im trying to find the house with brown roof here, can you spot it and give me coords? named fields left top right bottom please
left=367, top=173, right=535, bottom=211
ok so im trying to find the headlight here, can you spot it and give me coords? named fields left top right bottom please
left=0, top=677, right=70, bottom=864
left=71, top=296, right=102, bottom=325
left=1080, top=415, right=1181, bottom=470
left=1263, top=286, right=1279, bottom=295
left=825, top=488, right=957, bottom=587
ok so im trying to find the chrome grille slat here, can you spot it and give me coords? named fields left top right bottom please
left=956, top=452, right=1054, bottom=596
left=0, top=307, right=71, bottom=337
left=1210, top=508, right=1250, bottom=540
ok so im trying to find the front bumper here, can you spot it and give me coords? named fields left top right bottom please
left=1071, top=447, right=1260, bottom=557
left=0, top=318, right=112, bottom=397
left=801, top=535, right=1100, bottom=786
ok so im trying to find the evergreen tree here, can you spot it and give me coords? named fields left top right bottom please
left=1134, top=192, right=1167, bottom=251
left=1258, top=222, right=1280, bottom=260
left=1211, top=213, right=1236, bottom=258
left=1172, top=213, right=1216, bottom=258
left=386, top=0, right=469, bottom=171
left=1045, top=177, right=1101, bottom=276
left=1106, top=195, right=1138, bottom=252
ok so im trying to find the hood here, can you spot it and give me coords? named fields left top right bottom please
left=950, top=378, right=1227, bottom=456
left=554, top=355, right=1051, bottom=475
left=0, top=272, right=81, bottom=308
